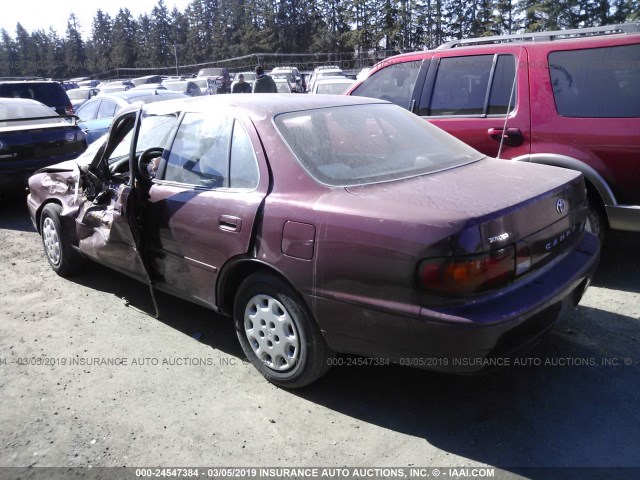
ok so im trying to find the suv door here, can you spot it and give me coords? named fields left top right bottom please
left=416, top=47, right=531, bottom=159
left=146, top=112, right=269, bottom=307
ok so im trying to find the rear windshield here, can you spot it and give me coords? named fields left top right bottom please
left=0, top=102, right=66, bottom=126
left=0, top=83, right=68, bottom=106
left=274, top=103, right=483, bottom=186
left=67, top=89, right=91, bottom=101
left=316, top=81, right=354, bottom=95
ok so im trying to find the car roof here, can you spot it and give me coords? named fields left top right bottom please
left=315, top=78, right=355, bottom=84
left=141, top=92, right=388, bottom=119
left=106, top=89, right=182, bottom=101
left=0, top=98, right=44, bottom=107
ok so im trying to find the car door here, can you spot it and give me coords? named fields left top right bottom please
left=145, top=111, right=269, bottom=307
left=75, top=108, right=181, bottom=283
left=416, top=47, right=531, bottom=159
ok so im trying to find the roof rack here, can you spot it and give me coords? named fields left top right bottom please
left=436, top=23, right=640, bottom=50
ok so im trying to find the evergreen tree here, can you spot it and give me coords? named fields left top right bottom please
left=0, top=29, right=19, bottom=77
left=64, top=14, right=88, bottom=77
left=150, top=0, right=173, bottom=67
left=111, top=8, right=137, bottom=70
left=89, top=9, right=113, bottom=73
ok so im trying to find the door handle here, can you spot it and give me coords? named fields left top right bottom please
left=219, top=215, right=242, bottom=232
left=487, top=127, right=524, bottom=147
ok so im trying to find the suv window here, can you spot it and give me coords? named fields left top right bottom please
left=549, top=44, right=640, bottom=118
left=351, top=60, right=423, bottom=109
left=426, top=54, right=516, bottom=116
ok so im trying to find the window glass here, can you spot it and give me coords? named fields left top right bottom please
left=488, top=55, right=516, bottom=115
left=430, top=55, right=493, bottom=116
left=108, top=114, right=177, bottom=165
left=351, top=60, right=423, bottom=109
left=97, top=99, right=118, bottom=119
left=164, top=113, right=232, bottom=188
left=549, top=44, right=640, bottom=118
left=229, top=121, right=259, bottom=189
left=275, top=104, right=482, bottom=187
left=77, top=100, right=100, bottom=122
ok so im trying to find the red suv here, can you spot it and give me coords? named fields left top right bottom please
left=347, top=23, right=640, bottom=239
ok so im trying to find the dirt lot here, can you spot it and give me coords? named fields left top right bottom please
left=0, top=192, right=639, bottom=478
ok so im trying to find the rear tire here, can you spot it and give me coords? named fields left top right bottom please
left=585, top=196, right=606, bottom=243
left=234, top=273, right=333, bottom=388
left=40, top=204, right=84, bottom=276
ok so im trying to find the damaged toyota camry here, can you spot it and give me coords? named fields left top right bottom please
left=27, top=94, right=600, bottom=388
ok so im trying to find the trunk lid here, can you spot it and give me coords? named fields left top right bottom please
left=0, top=124, right=84, bottom=162
left=345, top=158, right=587, bottom=259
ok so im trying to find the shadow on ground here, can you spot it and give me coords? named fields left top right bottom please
left=2, top=195, right=639, bottom=478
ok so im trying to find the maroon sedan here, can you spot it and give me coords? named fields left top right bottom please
left=27, top=94, right=599, bottom=388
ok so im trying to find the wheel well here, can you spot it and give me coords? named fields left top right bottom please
left=584, top=180, right=609, bottom=229
left=218, top=261, right=310, bottom=320
left=35, top=200, right=63, bottom=234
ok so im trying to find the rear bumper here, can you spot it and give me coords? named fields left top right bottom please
left=0, top=153, right=81, bottom=190
left=314, top=232, right=600, bottom=373
left=607, top=204, right=640, bottom=232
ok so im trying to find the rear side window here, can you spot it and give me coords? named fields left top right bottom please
left=97, top=99, right=118, bottom=119
left=549, top=44, right=640, bottom=118
left=229, top=121, right=259, bottom=189
left=351, top=60, right=423, bottom=109
left=426, top=54, right=516, bottom=116
left=77, top=100, right=100, bottom=122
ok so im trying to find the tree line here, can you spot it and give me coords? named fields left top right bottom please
left=0, top=0, right=638, bottom=79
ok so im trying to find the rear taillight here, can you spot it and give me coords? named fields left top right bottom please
left=418, top=246, right=516, bottom=295
left=66, top=104, right=74, bottom=115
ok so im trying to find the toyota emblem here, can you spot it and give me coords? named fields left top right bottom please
left=556, top=198, right=566, bottom=214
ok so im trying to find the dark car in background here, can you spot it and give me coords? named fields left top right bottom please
left=347, top=23, right=640, bottom=240
left=27, top=94, right=598, bottom=388
left=0, top=81, right=74, bottom=116
left=76, top=89, right=188, bottom=143
left=0, top=98, right=86, bottom=190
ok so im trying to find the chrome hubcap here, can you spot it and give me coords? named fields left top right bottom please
left=42, top=217, right=61, bottom=265
left=244, top=294, right=300, bottom=372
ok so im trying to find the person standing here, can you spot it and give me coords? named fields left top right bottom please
left=232, top=74, right=253, bottom=93
left=252, top=66, right=278, bottom=93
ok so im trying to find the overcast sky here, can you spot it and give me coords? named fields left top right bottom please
left=1, top=0, right=192, bottom=38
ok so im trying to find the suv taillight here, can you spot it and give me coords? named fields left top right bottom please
left=418, top=247, right=516, bottom=295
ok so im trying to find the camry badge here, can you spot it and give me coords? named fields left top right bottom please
left=556, top=198, right=566, bottom=215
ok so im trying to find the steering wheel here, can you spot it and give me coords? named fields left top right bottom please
left=137, top=147, right=164, bottom=186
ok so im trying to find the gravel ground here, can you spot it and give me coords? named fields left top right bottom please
left=0, top=192, right=638, bottom=479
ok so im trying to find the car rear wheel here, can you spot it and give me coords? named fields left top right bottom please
left=234, top=273, right=333, bottom=388
left=40, top=204, right=84, bottom=276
